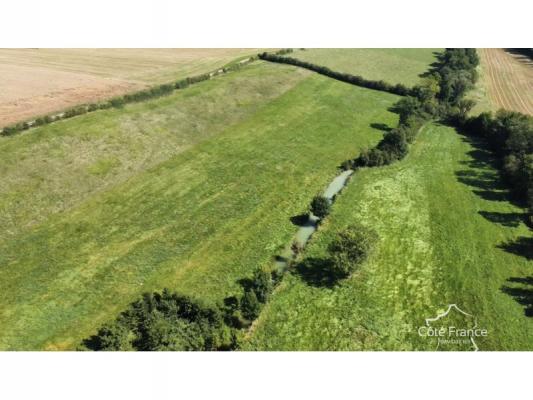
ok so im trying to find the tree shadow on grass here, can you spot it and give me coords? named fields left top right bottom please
left=293, top=257, right=338, bottom=288
left=497, top=237, right=533, bottom=260
left=501, top=276, right=533, bottom=317
left=370, top=122, right=393, bottom=132
left=455, top=133, right=521, bottom=203
left=419, top=51, right=444, bottom=78
left=478, top=211, right=525, bottom=227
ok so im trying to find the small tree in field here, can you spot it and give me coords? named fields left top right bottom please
left=241, top=290, right=261, bottom=320
left=327, top=224, right=378, bottom=279
left=310, top=195, right=330, bottom=219
left=250, top=269, right=273, bottom=303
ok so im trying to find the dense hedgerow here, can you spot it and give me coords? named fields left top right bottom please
left=258, top=52, right=412, bottom=96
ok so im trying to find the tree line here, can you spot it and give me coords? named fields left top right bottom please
left=342, top=49, right=480, bottom=169
left=258, top=52, right=413, bottom=96
left=463, top=110, right=533, bottom=225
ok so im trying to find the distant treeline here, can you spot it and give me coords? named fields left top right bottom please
left=258, top=52, right=413, bottom=96
left=0, top=56, right=259, bottom=137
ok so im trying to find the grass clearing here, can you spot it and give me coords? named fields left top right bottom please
left=0, top=63, right=399, bottom=350
left=0, top=62, right=308, bottom=242
left=290, top=49, right=441, bottom=86
left=247, top=123, right=533, bottom=350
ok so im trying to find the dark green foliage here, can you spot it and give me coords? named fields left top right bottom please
left=310, top=195, right=331, bottom=219
left=241, top=290, right=261, bottom=320
left=250, top=269, right=273, bottom=303
left=327, top=224, right=379, bottom=279
left=355, top=124, right=416, bottom=168
left=82, top=289, right=234, bottom=351
left=258, top=52, right=416, bottom=96
left=393, top=96, right=428, bottom=125
left=435, top=49, right=479, bottom=106
left=378, top=130, right=408, bottom=160
left=109, top=97, right=125, bottom=108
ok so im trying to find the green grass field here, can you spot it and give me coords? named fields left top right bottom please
left=247, top=123, right=533, bottom=350
left=0, top=61, right=400, bottom=350
left=290, top=49, right=441, bottom=86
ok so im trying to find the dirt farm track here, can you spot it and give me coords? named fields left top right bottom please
left=0, top=49, right=261, bottom=127
left=479, top=48, right=533, bottom=115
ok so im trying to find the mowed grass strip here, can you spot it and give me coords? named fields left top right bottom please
left=0, top=70, right=399, bottom=350
left=290, top=49, right=441, bottom=87
left=247, top=124, right=533, bottom=351
left=0, top=62, right=309, bottom=242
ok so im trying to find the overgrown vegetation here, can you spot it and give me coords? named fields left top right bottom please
left=83, top=267, right=276, bottom=350
left=81, top=289, right=235, bottom=351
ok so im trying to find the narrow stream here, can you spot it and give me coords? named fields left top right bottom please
left=274, top=169, right=354, bottom=271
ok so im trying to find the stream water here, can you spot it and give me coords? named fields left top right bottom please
left=274, top=169, right=354, bottom=271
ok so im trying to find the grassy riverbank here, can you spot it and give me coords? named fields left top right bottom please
left=247, top=123, right=533, bottom=350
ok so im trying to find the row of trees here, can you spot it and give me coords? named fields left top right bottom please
left=343, top=49, right=480, bottom=169
left=258, top=52, right=413, bottom=96
left=464, top=110, right=533, bottom=225
left=1, top=58, right=258, bottom=137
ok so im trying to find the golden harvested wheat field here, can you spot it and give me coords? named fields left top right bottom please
left=479, top=48, right=533, bottom=115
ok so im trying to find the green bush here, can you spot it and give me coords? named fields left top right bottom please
left=327, top=224, right=379, bottom=279
left=241, top=290, right=261, bottom=320
left=82, top=289, right=234, bottom=351
left=250, top=269, right=273, bottom=303
left=310, top=195, right=331, bottom=219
